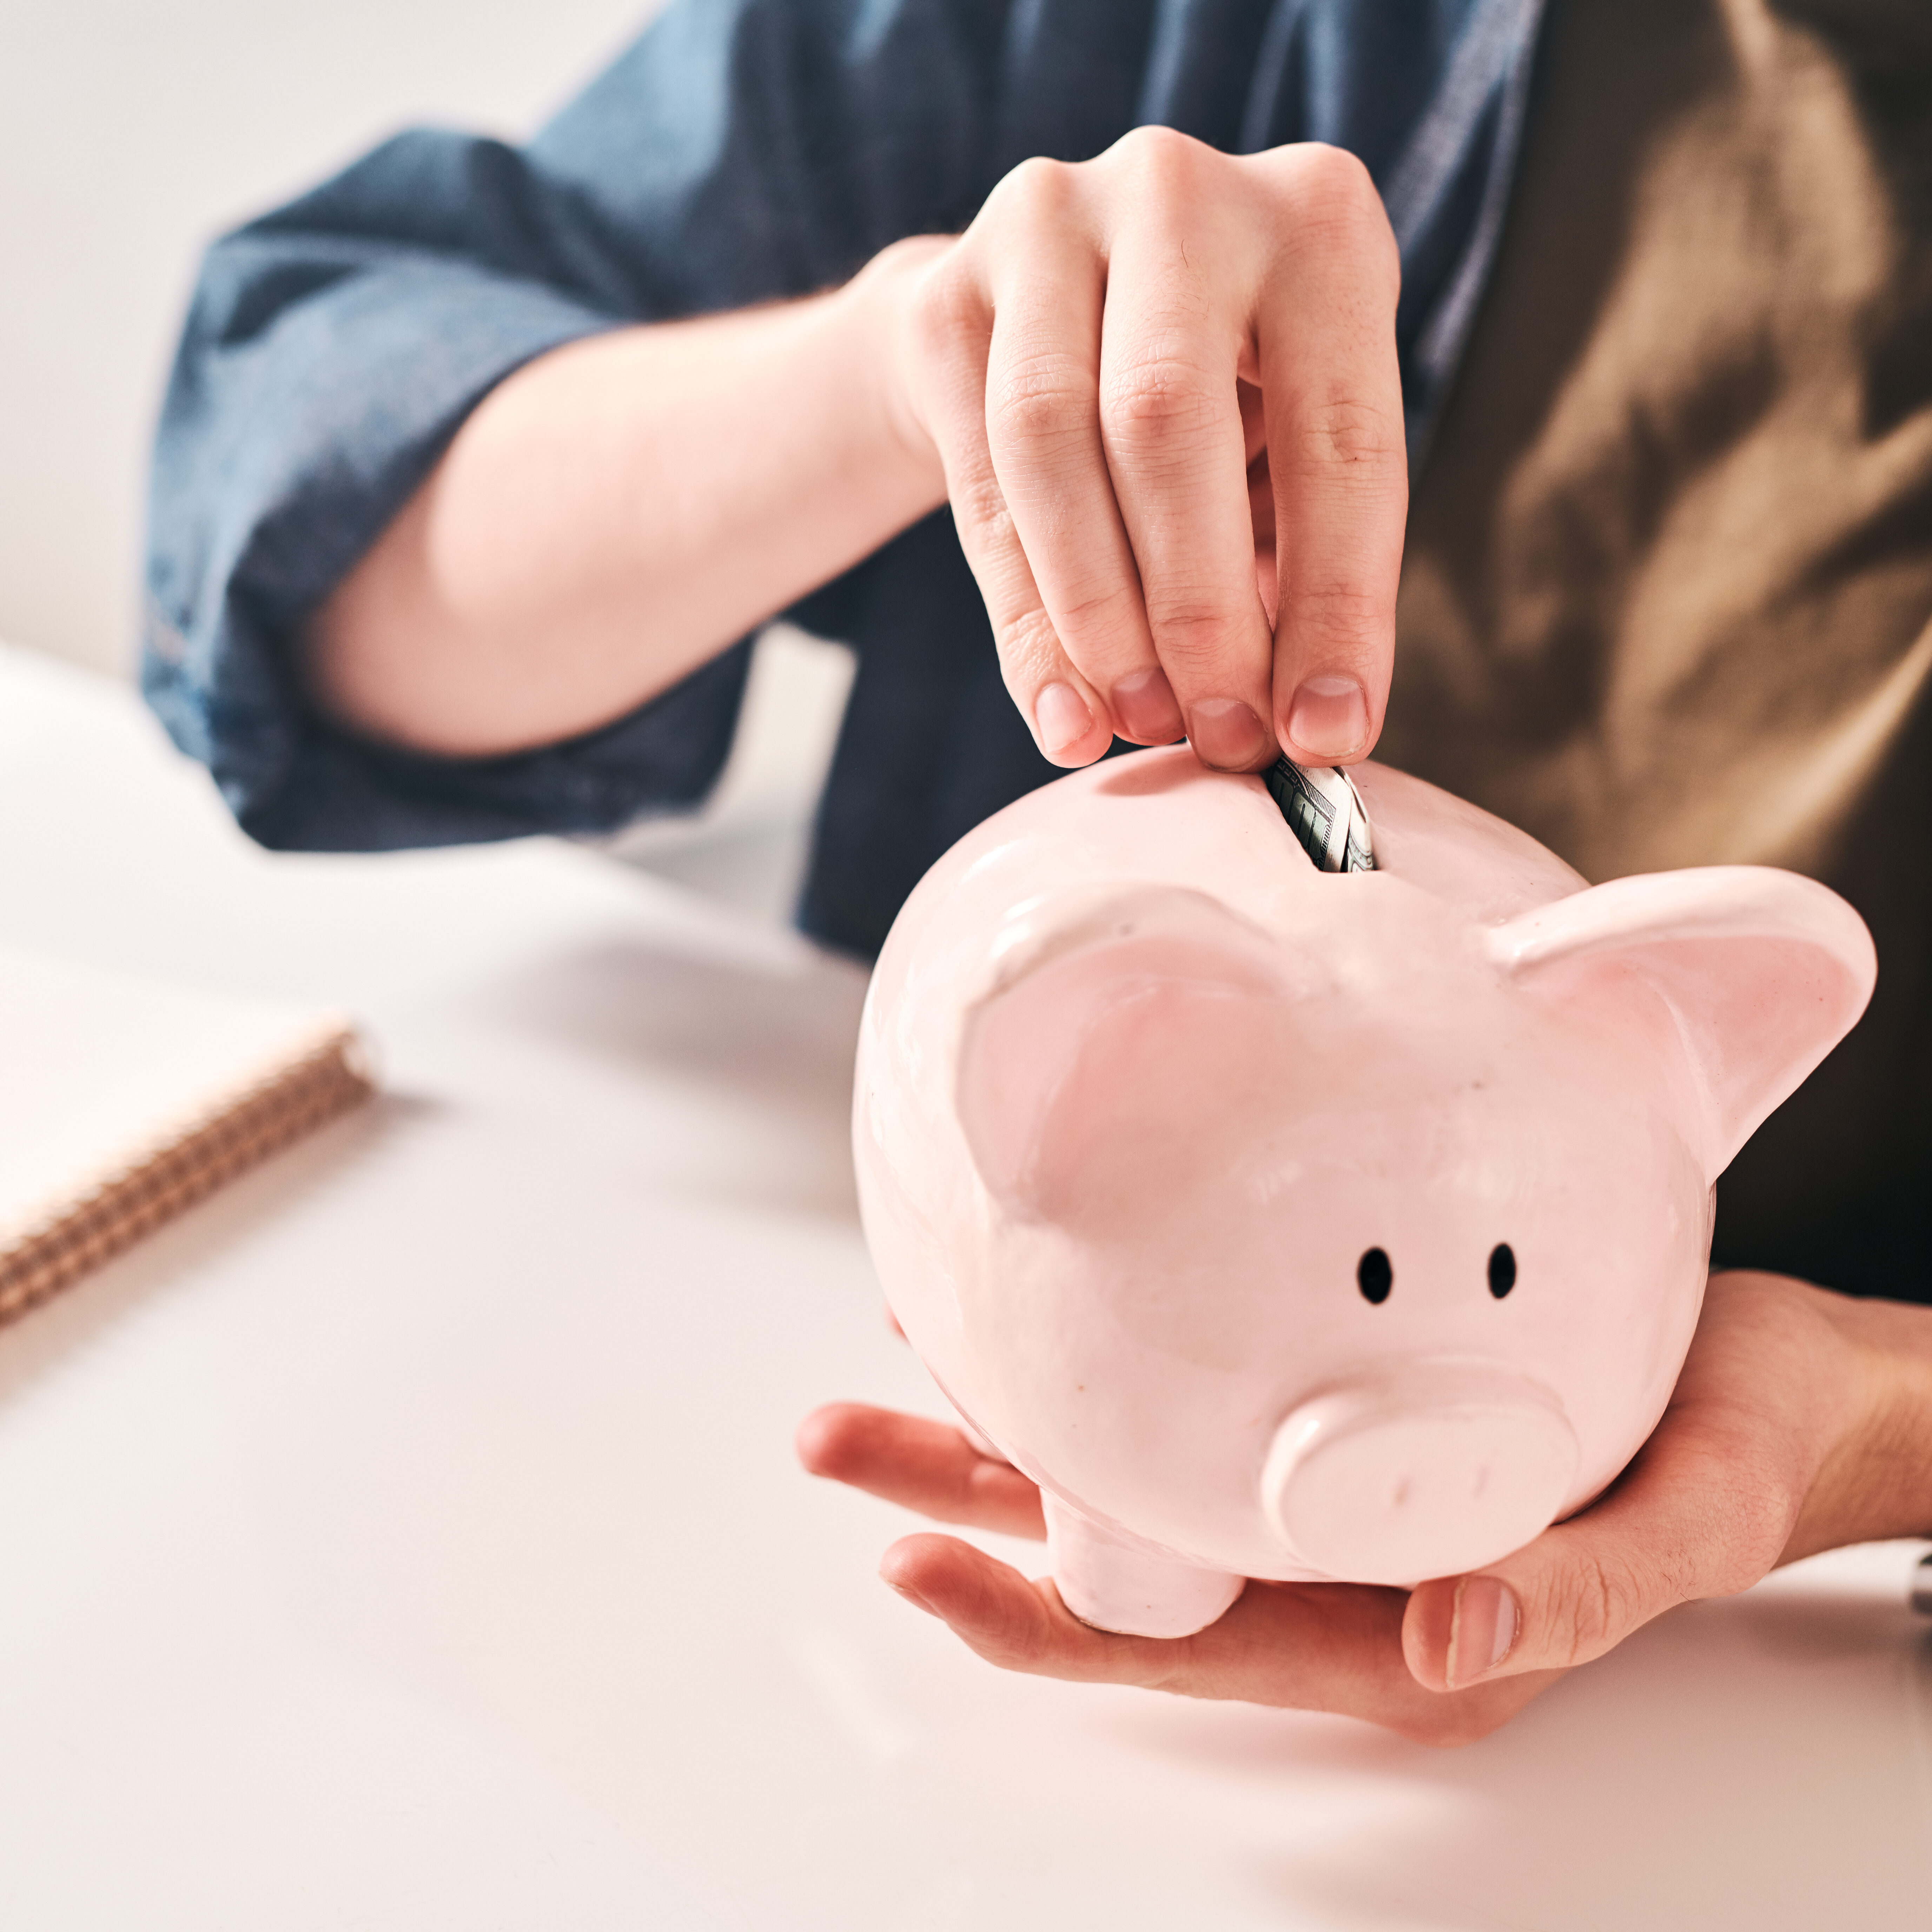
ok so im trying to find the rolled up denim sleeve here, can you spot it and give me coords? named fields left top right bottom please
left=141, top=0, right=1009, bottom=852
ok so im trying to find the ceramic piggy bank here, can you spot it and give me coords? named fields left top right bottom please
left=853, top=749, right=1876, bottom=1637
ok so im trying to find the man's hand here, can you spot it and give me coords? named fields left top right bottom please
left=881, top=129, right=1407, bottom=772
left=799, top=1273, right=1932, bottom=1745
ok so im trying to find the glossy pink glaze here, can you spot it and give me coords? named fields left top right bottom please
left=853, top=749, right=1876, bottom=1636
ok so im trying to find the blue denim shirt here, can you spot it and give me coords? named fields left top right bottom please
left=144, top=0, right=1544, bottom=959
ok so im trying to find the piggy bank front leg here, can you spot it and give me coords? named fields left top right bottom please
left=1042, top=1492, right=1245, bottom=1639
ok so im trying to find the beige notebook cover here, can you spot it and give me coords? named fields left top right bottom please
left=0, top=947, right=373, bottom=1323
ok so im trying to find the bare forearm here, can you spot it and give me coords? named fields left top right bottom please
left=305, top=240, right=948, bottom=757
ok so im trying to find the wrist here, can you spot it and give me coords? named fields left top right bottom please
left=1847, top=1290, right=1932, bottom=1540
left=842, top=234, right=952, bottom=507
left=1797, top=1281, right=1932, bottom=1555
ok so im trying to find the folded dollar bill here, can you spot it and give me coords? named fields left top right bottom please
left=1264, top=756, right=1376, bottom=873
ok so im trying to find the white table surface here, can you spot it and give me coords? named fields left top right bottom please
left=1, top=641, right=1927, bottom=1931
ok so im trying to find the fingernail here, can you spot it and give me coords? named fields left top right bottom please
left=1035, top=681, right=1094, bottom=757
left=1287, top=674, right=1369, bottom=760
left=1111, top=665, right=1184, bottom=744
left=1447, top=1575, right=1519, bottom=1688
left=1187, top=698, right=1271, bottom=771
left=886, top=1577, right=940, bottom=1620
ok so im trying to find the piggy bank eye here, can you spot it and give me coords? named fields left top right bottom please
left=1356, top=1247, right=1392, bottom=1305
left=1488, top=1243, right=1517, bottom=1298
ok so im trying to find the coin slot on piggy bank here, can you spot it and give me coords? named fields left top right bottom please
left=853, top=748, right=1875, bottom=1638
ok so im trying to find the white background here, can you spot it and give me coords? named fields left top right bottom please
left=0, top=0, right=662, bottom=675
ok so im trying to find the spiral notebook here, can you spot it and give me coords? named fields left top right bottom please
left=0, top=946, right=373, bottom=1324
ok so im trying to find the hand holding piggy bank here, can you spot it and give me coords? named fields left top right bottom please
left=853, top=749, right=1875, bottom=1639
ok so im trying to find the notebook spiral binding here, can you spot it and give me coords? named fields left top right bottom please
left=0, top=1028, right=374, bottom=1325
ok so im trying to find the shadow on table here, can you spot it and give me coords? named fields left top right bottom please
left=0, top=1093, right=425, bottom=1412
left=1101, top=1579, right=1932, bottom=1932
left=469, top=935, right=870, bottom=1223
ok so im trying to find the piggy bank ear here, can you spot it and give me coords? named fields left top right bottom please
left=1489, top=867, right=1875, bottom=1177
left=957, top=888, right=1291, bottom=1222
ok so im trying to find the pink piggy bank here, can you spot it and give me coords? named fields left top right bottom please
left=853, top=748, right=1875, bottom=1638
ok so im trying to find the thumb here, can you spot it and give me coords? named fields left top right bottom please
left=1257, top=161, right=1405, bottom=768
left=1400, top=1432, right=1795, bottom=1693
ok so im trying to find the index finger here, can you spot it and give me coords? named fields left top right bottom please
left=796, top=1402, right=1047, bottom=1540
left=881, top=1532, right=1558, bottom=1745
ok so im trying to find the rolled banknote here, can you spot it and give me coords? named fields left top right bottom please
left=1264, top=755, right=1376, bottom=873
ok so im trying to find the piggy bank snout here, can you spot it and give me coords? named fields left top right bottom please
left=1262, top=1368, right=1580, bottom=1587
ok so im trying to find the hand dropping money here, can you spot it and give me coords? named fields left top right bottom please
left=1264, top=756, right=1376, bottom=872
